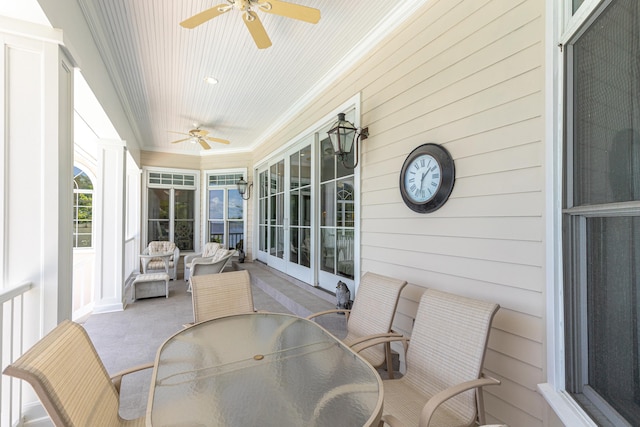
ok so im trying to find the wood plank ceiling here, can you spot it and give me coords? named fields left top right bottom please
left=72, top=0, right=426, bottom=155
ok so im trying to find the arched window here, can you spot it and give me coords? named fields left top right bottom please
left=73, top=166, right=93, bottom=248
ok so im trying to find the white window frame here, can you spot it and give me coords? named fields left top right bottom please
left=539, top=1, right=616, bottom=426
left=204, top=169, right=247, bottom=251
left=142, top=166, right=200, bottom=251
left=73, top=165, right=95, bottom=250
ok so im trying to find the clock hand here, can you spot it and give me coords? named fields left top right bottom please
left=419, top=171, right=427, bottom=190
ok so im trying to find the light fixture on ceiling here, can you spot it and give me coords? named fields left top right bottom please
left=204, top=76, right=218, bottom=85
left=237, top=177, right=253, bottom=200
left=327, top=113, right=369, bottom=169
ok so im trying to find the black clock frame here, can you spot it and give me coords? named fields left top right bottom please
left=399, top=143, right=455, bottom=213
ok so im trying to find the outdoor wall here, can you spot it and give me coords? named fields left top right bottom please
left=139, top=150, right=201, bottom=169
left=252, top=0, right=547, bottom=425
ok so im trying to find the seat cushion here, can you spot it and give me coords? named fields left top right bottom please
left=147, top=260, right=174, bottom=270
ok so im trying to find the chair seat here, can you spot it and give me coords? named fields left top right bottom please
left=146, top=260, right=175, bottom=270
left=383, top=379, right=471, bottom=427
left=342, top=331, right=385, bottom=368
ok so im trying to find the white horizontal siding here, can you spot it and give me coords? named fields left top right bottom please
left=355, top=0, right=546, bottom=425
left=251, top=0, right=548, bottom=424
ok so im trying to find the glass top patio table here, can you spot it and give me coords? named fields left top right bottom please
left=146, top=312, right=383, bottom=427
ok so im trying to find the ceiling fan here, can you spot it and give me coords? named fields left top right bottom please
left=180, top=0, right=321, bottom=49
left=169, top=127, right=230, bottom=150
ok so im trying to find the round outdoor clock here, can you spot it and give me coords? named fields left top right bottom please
left=399, top=143, right=455, bottom=213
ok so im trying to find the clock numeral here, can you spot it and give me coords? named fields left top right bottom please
left=413, top=163, right=420, bottom=170
left=432, top=173, right=440, bottom=179
left=410, top=184, right=417, bottom=192
left=408, top=177, right=415, bottom=184
left=420, top=158, right=425, bottom=167
left=430, top=181, right=437, bottom=187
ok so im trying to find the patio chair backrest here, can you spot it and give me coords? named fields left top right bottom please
left=191, top=270, right=255, bottom=323
left=148, top=240, right=176, bottom=256
left=2, top=320, right=140, bottom=426
left=346, top=272, right=407, bottom=367
left=201, top=242, right=221, bottom=258
left=404, top=289, right=499, bottom=425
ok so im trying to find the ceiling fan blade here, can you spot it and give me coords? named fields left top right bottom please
left=258, top=0, right=320, bottom=24
left=198, top=139, right=212, bottom=150
left=243, top=11, right=272, bottom=49
left=170, top=138, right=191, bottom=144
left=168, top=131, right=190, bottom=136
left=205, top=136, right=231, bottom=145
left=180, top=4, right=231, bottom=29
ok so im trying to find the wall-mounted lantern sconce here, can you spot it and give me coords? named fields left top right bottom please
left=237, top=177, right=253, bottom=200
left=327, top=112, right=369, bottom=169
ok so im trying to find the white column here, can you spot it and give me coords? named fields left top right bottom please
left=93, top=139, right=127, bottom=313
left=0, top=18, right=74, bottom=422
left=0, top=18, right=74, bottom=333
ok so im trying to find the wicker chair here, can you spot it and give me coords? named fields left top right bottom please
left=186, top=249, right=235, bottom=292
left=353, top=289, right=501, bottom=427
left=140, top=240, right=180, bottom=280
left=183, top=242, right=222, bottom=281
left=190, top=269, right=255, bottom=323
left=3, top=320, right=152, bottom=426
left=307, top=272, right=407, bottom=378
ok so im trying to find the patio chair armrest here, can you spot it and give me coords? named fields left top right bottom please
left=190, top=256, right=213, bottom=266
left=111, top=362, right=154, bottom=394
left=380, top=414, right=405, bottom=427
left=420, top=376, right=501, bottom=427
left=306, top=309, right=352, bottom=321
left=351, top=335, right=409, bottom=356
left=184, top=252, right=203, bottom=264
left=139, top=253, right=155, bottom=270
left=348, top=332, right=404, bottom=347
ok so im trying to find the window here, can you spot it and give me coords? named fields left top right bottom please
left=563, top=0, right=640, bottom=425
left=73, top=166, right=93, bottom=248
left=319, top=118, right=355, bottom=280
left=147, top=171, right=197, bottom=251
left=207, top=172, right=245, bottom=250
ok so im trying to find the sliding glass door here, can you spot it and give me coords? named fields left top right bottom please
left=286, top=144, right=313, bottom=282
left=255, top=109, right=358, bottom=291
left=257, top=140, right=313, bottom=282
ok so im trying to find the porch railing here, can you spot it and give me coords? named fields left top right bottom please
left=209, top=232, right=244, bottom=250
left=1, top=281, right=34, bottom=427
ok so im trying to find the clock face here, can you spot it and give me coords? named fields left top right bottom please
left=403, top=154, right=441, bottom=203
left=400, top=143, right=455, bottom=213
